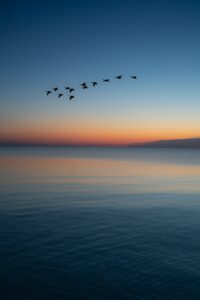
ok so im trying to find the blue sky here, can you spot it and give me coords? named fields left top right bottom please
left=1, top=0, right=200, bottom=144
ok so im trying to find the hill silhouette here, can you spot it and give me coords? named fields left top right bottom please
left=130, top=138, right=200, bottom=149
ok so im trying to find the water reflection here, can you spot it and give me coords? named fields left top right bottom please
left=0, top=147, right=200, bottom=194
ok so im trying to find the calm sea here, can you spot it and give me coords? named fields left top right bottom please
left=0, top=147, right=200, bottom=299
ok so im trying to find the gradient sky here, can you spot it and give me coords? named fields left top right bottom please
left=1, top=0, right=200, bottom=145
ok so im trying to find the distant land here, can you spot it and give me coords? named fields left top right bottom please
left=0, top=138, right=200, bottom=148
left=130, top=138, right=200, bottom=149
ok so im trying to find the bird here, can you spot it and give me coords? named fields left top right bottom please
left=69, top=95, right=75, bottom=100
left=80, top=82, right=87, bottom=87
left=65, top=86, right=71, bottom=90
left=103, top=79, right=110, bottom=82
left=58, top=93, right=63, bottom=98
left=69, top=88, right=75, bottom=93
left=130, top=75, right=137, bottom=79
left=91, top=81, right=97, bottom=87
left=46, top=90, right=51, bottom=95
left=82, top=85, right=88, bottom=89
left=53, top=87, right=58, bottom=91
left=115, top=75, right=122, bottom=79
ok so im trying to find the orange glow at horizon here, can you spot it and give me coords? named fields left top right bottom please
left=0, top=117, right=199, bottom=145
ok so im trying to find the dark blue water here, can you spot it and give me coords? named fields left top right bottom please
left=0, top=147, right=200, bottom=299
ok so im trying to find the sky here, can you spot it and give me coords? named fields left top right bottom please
left=0, top=0, right=200, bottom=145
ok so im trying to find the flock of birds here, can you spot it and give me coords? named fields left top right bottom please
left=46, top=74, right=137, bottom=101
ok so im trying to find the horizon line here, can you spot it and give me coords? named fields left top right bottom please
left=0, top=137, right=200, bottom=148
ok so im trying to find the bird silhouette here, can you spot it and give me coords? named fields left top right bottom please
left=46, top=73, right=138, bottom=102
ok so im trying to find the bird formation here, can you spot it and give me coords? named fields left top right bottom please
left=46, top=74, right=137, bottom=101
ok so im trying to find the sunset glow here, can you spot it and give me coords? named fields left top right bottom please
left=0, top=0, right=199, bottom=146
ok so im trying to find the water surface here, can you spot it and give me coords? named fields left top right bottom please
left=0, top=147, right=200, bottom=299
